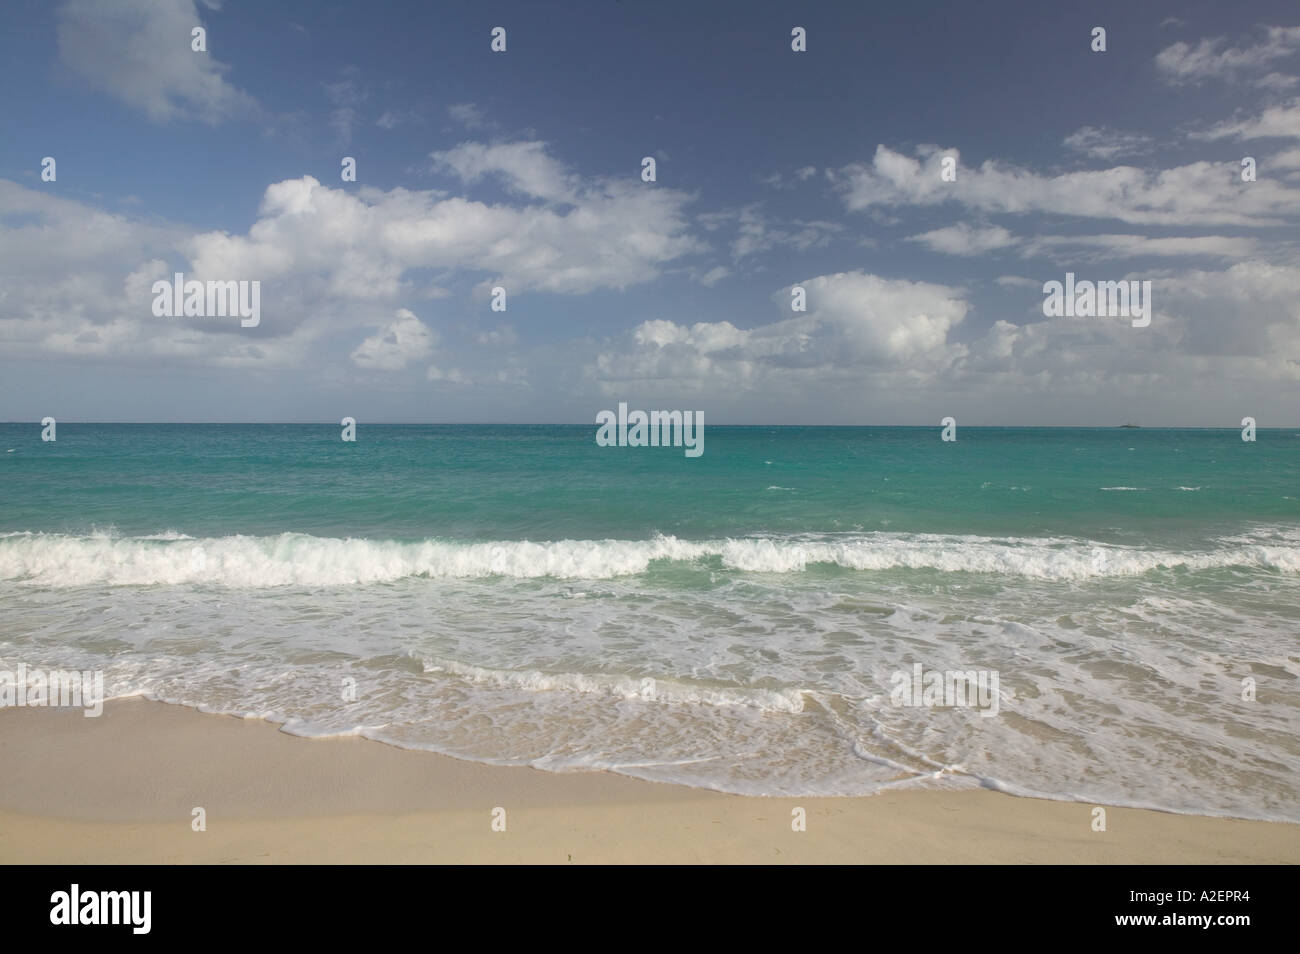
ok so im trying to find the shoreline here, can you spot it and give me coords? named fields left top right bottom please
left=1, top=698, right=1297, bottom=863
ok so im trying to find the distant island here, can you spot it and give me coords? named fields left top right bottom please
left=1119, top=423, right=1141, bottom=428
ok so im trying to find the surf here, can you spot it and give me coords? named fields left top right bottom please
left=2, top=530, right=1298, bottom=587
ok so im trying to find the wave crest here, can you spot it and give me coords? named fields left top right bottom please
left=0, top=530, right=1296, bottom=587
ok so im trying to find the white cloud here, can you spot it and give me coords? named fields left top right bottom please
left=448, top=103, right=489, bottom=130
left=1272, top=147, right=1300, bottom=170
left=1156, top=26, right=1300, bottom=86
left=695, top=266, right=730, bottom=286
left=0, top=180, right=324, bottom=368
left=704, top=206, right=842, bottom=260
left=430, top=141, right=575, bottom=202
left=1161, top=261, right=1300, bottom=357
left=834, top=144, right=1300, bottom=227
left=190, top=143, right=703, bottom=299
left=1064, top=126, right=1154, bottom=160
left=1258, top=72, right=1300, bottom=91
left=1193, top=98, right=1300, bottom=141
left=907, top=224, right=1018, bottom=256
left=350, top=309, right=434, bottom=370
left=757, top=166, right=819, bottom=190
left=426, top=364, right=468, bottom=384
left=1018, top=234, right=1260, bottom=262
left=57, top=0, right=259, bottom=123
left=592, top=271, right=969, bottom=396
left=0, top=141, right=703, bottom=368
left=582, top=256, right=1300, bottom=422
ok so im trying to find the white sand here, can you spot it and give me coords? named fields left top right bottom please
left=0, top=699, right=1295, bottom=864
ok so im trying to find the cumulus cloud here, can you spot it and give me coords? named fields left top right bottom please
left=190, top=143, right=702, bottom=301
left=57, top=0, right=259, bottom=123
left=580, top=253, right=1300, bottom=422
left=430, top=141, right=576, bottom=203
left=350, top=309, right=434, bottom=370
left=0, top=140, right=702, bottom=368
left=591, top=271, right=969, bottom=396
left=1162, top=260, right=1300, bottom=357
left=833, top=144, right=1300, bottom=227
left=792, top=272, right=967, bottom=367
left=0, top=180, right=327, bottom=368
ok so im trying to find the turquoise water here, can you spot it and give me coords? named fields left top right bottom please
left=2, top=424, right=1298, bottom=818
left=4, top=424, right=1298, bottom=543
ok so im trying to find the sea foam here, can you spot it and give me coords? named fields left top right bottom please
left=0, top=530, right=1297, bottom=586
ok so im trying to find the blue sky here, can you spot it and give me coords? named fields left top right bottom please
left=2, top=0, right=1299, bottom=423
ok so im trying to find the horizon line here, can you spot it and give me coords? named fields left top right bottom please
left=3, top=421, right=1293, bottom=429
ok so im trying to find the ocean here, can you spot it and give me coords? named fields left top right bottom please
left=1, top=423, right=1297, bottom=820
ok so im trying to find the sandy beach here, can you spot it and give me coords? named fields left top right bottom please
left=1, top=698, right=1295, bottom=864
